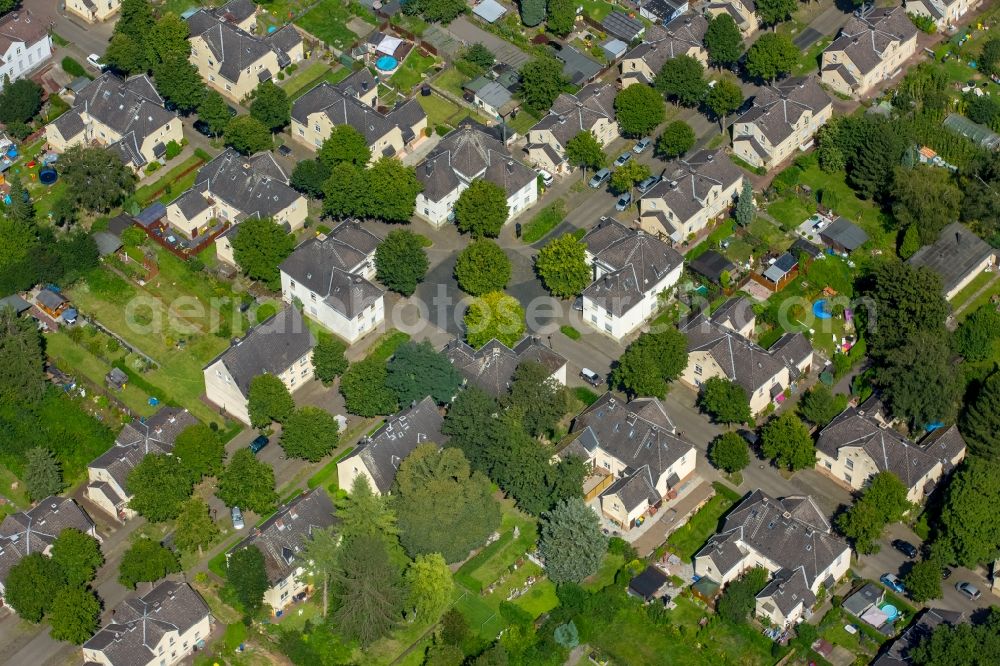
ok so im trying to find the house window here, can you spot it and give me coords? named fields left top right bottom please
left=298, top=128, right=304, bottom=136
left=310, top=292, right=317, bottom=301
left=289, top=377, right=296, bottom=386
left=825, top=461, right=832, bottom=470
left=225, top=84, right=232, bottom=92
left=604, top=323, right=612, bottom=333
left=289, top=280, right=296, bottom=289
left=591, top=314, right=598, bottom=323
left=845, top=458, right=854, bottom=470
left=694, top=364, right=703, bottom=376
left=845, top=474, right=852, bottom=484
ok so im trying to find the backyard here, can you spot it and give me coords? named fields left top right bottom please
left=666, top=483, right=742, bottom=562
left=389, top=49, right=439, bottom=92
left=294, top=0, right=376, bottom=50
left=280, top=61, right=351, bottom=100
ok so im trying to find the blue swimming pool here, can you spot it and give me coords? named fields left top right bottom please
left=813, top=299, right=833, bottom=319
left=376, top=55, right=398, bottom=71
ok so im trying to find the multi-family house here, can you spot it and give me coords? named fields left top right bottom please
left=291, top=69, right=427, bottom=159
left=66, top=0, right=120, bottom=23
left=0, top=497, right=99, bottom=610
left=46, top=74, right=182, bottom=172
left=638, top=149, right=744, bottom=243
left=580, top=217, right=684, bottom=340
left=415, top=123, right=538, bottom=226
left=278, top=221, right=385, bottom=343
left=694, top=490, right=851, bottom=626
left=444, top=336, right=567, bottom=397
left=338, top=397, right=445, bottom=495
left=86, top=408, right=198, bottom=522
left=705, top=0, right=759, bottom=37
left=203, top=306, right=316, bottom=425
left=678, top=297, right=813, bottom=415
left=732, top=75, right=832, bottom=170
left=165, top=150, right=306, bottom=261
left=821, top=7, right=918, bottom=98
left=208, top=0, right=260, bottom=32
left=186, top=9, right=303, bottom=101
left=619, top=15, right=708, bottom=87
left=904, top=0, right=974, bottom=30
left=526, top=83, right=619, bottom=173
left=82, top=581, right=212, bottom=666
left=229, top=489, right=336, bottom=614
left=0, top=10, right=52, bottom=90
left=639, top=0, right=689, bottom=24
left=906, top=223, right=998, bottom=300
left=815, top=398, right=967, bottom=504
left=567, top=393, right=697, bottom=529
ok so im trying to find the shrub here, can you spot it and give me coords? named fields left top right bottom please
left=61, top=57, right=86, bottom=78
left=164, top=141, right=182, bottom=160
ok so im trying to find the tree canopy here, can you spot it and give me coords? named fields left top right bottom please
left=538, top=498, right=607, bottom=584
left=911, top=607, right=1000, bottom=665
left=503, top=360, right=569, bottom=438
left=218, top=449, right=278, bottom=514
left=935, top=458, right=1000, bottom=567
left=173, top=423, right=225, bottom=481
left=464, top=291, right=526, bottom=348
left=455, top=179, right=509, bottom=238
left=375, top=229, right=429, bottom=296
left=704, top=13, right=744, bottom=68
left=127, top=453, right=194, bottom=522
left=657, top=120, right=696, bottom=158
left=697, top=377, right=752, bottom=424
left=546, top=0, right=576, bottom=36
left=406, top=553, right=454, bottom=620
left=118, top=538, right=180, bottom=588
left=4, top=552, right=66, bottom=622
left=861, top=261, right=949, bottom=357
left=755, top=0, right=797, bottom=27
left=49, top=586, right=101, bottom=645
left=198, top=90, right=232, bottom=136
left=609, top=161, right=650, bottom=195
left=611, top=329, right=688, bottom=398
left=386, top=340, right=462, bottom=406
left=455, top=239, right=512, bottom=296
left=313, top=334, right=349, bottom=385
left=954, top=305, right=1000, bottom=363
left=873, top=330, right=961, bottom=429
left=174, top=497, right=220, bottom=555
left=565, top=131, right=607, bottom=172
left=280, top=406, right=340, bottom=461
left=319, top=125, right=372, bottom=169
left=247, top=373, right=295, bottom=428
left=717, top=567, right=769, bottom=624
left=340, top=357, right=399, bottom=417
left=760, top=413, right=815, bottom=471
left=745, top=33, right=798, bottom=83
left=0, top=79, right=43, bottom=125
left=23, top=446, right=63, bottom=501
left=705, top=79, right=744, bottom=132
left=230, top=217, right=294, bottom=290
left=798, top=385, right=848, bottom=428
left=535, top=233, right=591, bottom=298
left=51, top=528, right=103, bottom=588
left=962, top=371, right=1000, bottom=461
left=655, top=55, right=707, bottom=106
left=891, top=166, right=962, bottom=245
left=58, top=146, right=137, bottom=213
left=709, top=432, right=751, bottom=474
left=333, top=534, right=406, bottom=643
left=250, top=80, right=291, bottom=131
left=227, top=545, right=269, bottom=616
left=613, top=85, right=665, bottom=137
left=224, top=115, right=273, bottom=155
left=290, top=159, right=332, bottom=198
left=519, top=56, right=567, bottom=114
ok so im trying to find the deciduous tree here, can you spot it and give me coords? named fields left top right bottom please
left=230, top=217, right=294, bottom=290
left=797, top=385, right=848, bottom=427
left=387, top=340, right=462, bottom=406
left=565, top=131, right=607, bottom=173
left=760, top=413, right=815, bottom=471
left=657, top=120, right=695, bottom=158
left=535, top=233, right=590, bottom=298
left=697, top=377, right=752, bottom=424
left=406, top=553, right=454, bottom=620
left=340, top=357, right=398, bottom=416
left=911, top=607, right=1000, bottom=664
left=104, top=33, right=148, bottom=75
left=127, top=453, right=194, bottom=522
left=174, top=497, right=219, bottom=556
left=874, top=330, right=961, bottom=429
left=49, top=586, right=101, bottom=645
left=745, top=33, right=798, bottom=83
left=333, top=534, right=406, bottom=642
left=224, top=115, right=273, bottom=155
left=4, top=553, right=65, bottom=622
left=148, top=12, right=191, bottom=65
left=538, top=498, right=607, bottom=583
left=250, top=80, right=291, bottom=132
left=368, top=158, right=423, bottom=222
left=611, top=329, right=688, bottom=398
left=118, top=538, right=180, bottom=588
left=705, top=79, right=744, bottom=132
left=313, top=334, right=349, bottom=385
left=835, top=499, right=883, bottom=554
left=152, top=55, right=205, bottom=112
left=863, top=472, right=912, bottom=524
left=318, top=125, right=372, bottom=169
left=717, top=567, right=769, bottom=624
left=891, top=166, right=962, bottom=245
left=173, top=424, right=225, bottom=481
left=197, top=90, right=232, bottom=137
left=755, top=0, right=797, bottom=27
left=0, top=79, right=42, bottom=124
left=709, top=432, right=750, bottom=473
left=519, top=56, right=568, bottom=114
left=609, top=161, right=650, bottom=195
left=218, top=449, right=278, bottom=514
left=978, top=36, right=1000, bottom=77
left=290, top=159, right=332, bottom=198
left=247, top=373, right=295, bottom=428
left=339, top=475, right=400, bottom=545
left=520, top=0, right=546, bottom=28
left=503, top=360, right=569, bottom=437
left=375, top=229, right=429, bottom=296
left=323, top=162, right=368, bottom=218
left=861, top=261, right=949, bottom=357
left=59, top=146, right=137, bottom=213
left=51, top=528, right=103, bottom=587
left=655, top=55, right=707, bottom=106
left=455, top=239, right=511, bottom=295
left=227, top=545, right=269, bottom=616
left=464, top=291, right=526, bottom=348
left=301, top=526, right=339, bottom=617
left=936, top=458, right=1000, bottom=567
left=704, top=13, right=743, bottom=69
left=904, top=559, right=942, bottom=603
left=613, top=85, right=665, bottom=137
left=23, top=446, right=63, bottom=501
left=280, top=406, right=340, bottom=461
left=455, top=179, right=509, bottom=238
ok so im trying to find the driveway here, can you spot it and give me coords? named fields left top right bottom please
left=445, top=17, right=531, bottom=69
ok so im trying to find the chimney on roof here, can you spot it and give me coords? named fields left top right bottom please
left=604, top=274, right=610, bottom=287
left=558, top=115, right=566, bottom=124
left=353, top=276, right=361, bottom=284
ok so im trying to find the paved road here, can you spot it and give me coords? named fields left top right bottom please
left=32, top=0, right=115, bottom=60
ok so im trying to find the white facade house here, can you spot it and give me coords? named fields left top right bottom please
left=416, top=123, right=538, bottom=227
left=278, top=221, right=385, bottom=343
left=0, top=11, right=52, bottom=91
left=580, top=217, right=684, bottom=340
left=905, top=0, right=974, bottom=29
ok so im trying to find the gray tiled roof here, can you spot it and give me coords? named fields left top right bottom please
left=291, top=81, right=426, bottom=147
left=530, top=83, right=617, bottom=148
left=443, top=336, right=566, bottom=397
left=825, top=6, right=917, bottom=77
left=601, top=471, right=659, bottom=512
left=209, top=306, right=316, bottom=397
left=83, top=581, right=210, bottom=666
left=195, top=149, right=299, bottom=220
left=174, top=188, right=213, bottom=220
left=819, top=216, right=869, bottom=251
left=264, top=24, right=303, bottom=58
left=187, top=13, right=289, bottom=83
left=89, top=408, right=197, bottom=491
left=736, top=76, right=831, bottom=146
left=231, top=489, right=336, bottom=585
left=688, top=249, right=735, bottom=283
left=214, top=0, right=257, bottom=23
left=643, top=149, right=742, bottom=225
left=696, top=490, right=847, bottom=589
left=757, top=566, right=816, bottom=616
left=418, top=125, right=535, bottom=201
left=907, top=223, right=996, bottom=295
left=341, top=397, right=445, bottom=493
left=0, top=497, right=95, bottom=586
left=622, top=14, right=708, bottom=75
left=0, top=10, right=48, bottom=58
left=873, top=608, right=965, bottom=666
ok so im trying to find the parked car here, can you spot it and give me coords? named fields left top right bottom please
left=86, top=53, right=105, bottom=70
left=572, top=296, right=583, bottom=311
left=537, top=169, right=554, bottom=187
left=892, top=539, right=919, bottom=559
left=231, top=506, right=245, bottom=530
left=613, top=151, right=632, bottom=167
left=637, top=175, right=660, bottom=194
left=956, top=581, right=982, bottom=600
left=580, top=368, right=602, bottom=387
left=633, top=137, right=652, bottom=154
left=880, top=573, right=905, bottom=594
left=941, top=567, right=953, bottom=581
left=588, top=168, right=611, bottom=188
left=249, top=435, right=269, bottom=454
left=277, top=144, right=292, bottom=156
left=615, top=192, right=632, bottom=211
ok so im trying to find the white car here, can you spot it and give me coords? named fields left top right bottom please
left=86, top=54, right=105, bottom=70
left=231, top=506, right=245, bottom=530
left=537, top=169, right=553, bottom=187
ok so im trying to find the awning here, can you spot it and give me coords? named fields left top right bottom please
left=377, top=35, right=403, bottom=56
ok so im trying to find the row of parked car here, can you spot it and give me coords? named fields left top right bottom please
left=880, top=539, right=982, bottom=600
left=587, top=138, right=659, bottom=211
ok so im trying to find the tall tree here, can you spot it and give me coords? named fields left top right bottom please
left=0, top=79, right=43, bottom=125
left=705, top=79, right=744, bottom=132
left=224, top=115, right=273, bottom=155
left=173, top=424, right=225, bottom=481
left=464, top=291, right=526, bottom=348
left=280, top=406, right=340, bottom=461
left=230, top=217, right=294, bottom=290
left=51, top=528, right=104, bottom=587
left=4, top=553, right=66, bottom=622
left=394, top=445, right=501, bottom=562
left=755, top=0, right=797, bottom=27
left=227, top=546, right=269, bottom=616
left=23, top=446, right=63, bottom=501
left=118, top=538, right=180, bottom=588
left=954, top=304, right=1000, bottom=363
left=367, top=158, right=423, bottom=222
left=611, top=329, right=688, bottom=398
left=455, top=239, right=512, bottom=296
left=704, top=13, right=744, bottom=69
left=405, top=553, right=454, bottom=620
left=962, top=371, right=1000, bottom=461
left=49, top=586, right=101, bottom=645
left=836, top=497, right=885, bottom=554
left=797, top=385, right=848, bottom=428
left=148, top=12, right=191, bottom=64
left=323, top=162, right=369, bottom=218
left=609, top=161, right=650, bottom=195
left=339, top=475, right=400, bottom=545
left=116, top=0, right=155, bottom=45
left=247, top=374, right=295, bottom=428
left=104, top=33, right=148, bottom=75
left=657, top=120, right=696, bottom=158
left=911, top=607, right=1000, bottom=664
left=655, top=55, right=707, bottom=106
left=538, top=498, right=607, bottom=584
left=375, top=229, right=429, bottom=296
left=290, top=159, right=332, bottom=198
left=218, top=449, right=278, bottom=514
left=697, top=377, right=752, bottom=424
left=717, top=567, right=769, bottom=624
left=340, top=357, right=399, bottom=416
left=127, top=453, right=194, bottom=522
left=904, top=559, right=942, bottom=603
left=318, top=125, right=372, bottom=169
left=874, top=330, right=961, bottom=429
left=312, top=334, right=348, bottom=385
left=760, top=413, right=815, bottom=471
left=613, top=85, right=665, bottom=137
left=546, top=0, right=576, bottom=36
left=861, top=261, right=949, bottom=357
left=6, top=176, right=34, bottom=226
left=197, top=90, right=232, bottom=137
left=386, top=340, right=462, bottom=406
left=333, top=534, right=406, bottom=642
left=519, top=56, right=568, bottom=114
left=709, top=432, right=750, bottom=474
left=174, top=497, right=219, bottom=556
left=745, top=33, right=798, bottom=83
left=152, top=55, right=205, bottom=112
left=58, top=146, right=137, bottom=213
left=442, top=386, right=498, bottom=445
left=503, top=360, right=569, bottom=438
left=250, top=80, right=291, bottom=132
left=734, top=180, right=755, bottom=227
left=535, top=233, right=591, bottom=298
left=891, top=166, right=962, bottom=245
left=565, top=130, right=607, bottom=174
left=301, top=525, right=340, bottom=617
left=863, top=472, right=912, bottom=523
left=936, top=458, right=1000, bottom=567
left=455, top=179, right=509, bottom=238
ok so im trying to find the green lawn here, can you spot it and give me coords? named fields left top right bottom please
left=746, top=217, right=791, bottom=252
left=433, top=68, right=467, bottom=99
left=766, top=195, right=817, bottom=231
left=295, top=0, right=375, bottom=49
left=281, top=61, right=336, bottom=98
left=521, top=199, right=565, bottom=243
left=794, top=37, right=831, bottom=76
left=417, top=92, right=468, bottom=128
left=956, top=277, right=1000, bottom=322
left=454, top=502, right=537, bottom=592
left=666, top=493, right=736, bottom=562
left=578, top=0, right=618, bottom=21
left=135, top=154, right=208, bottom=206
left=155, top=0, right=199, bottom=16
left=508, top=110, right=539, bottom=135
left=950, top=270, right=995, bottom=309
left=389, top=49, right=438, bottom=92
left=582, top=552, right=624, bottom=591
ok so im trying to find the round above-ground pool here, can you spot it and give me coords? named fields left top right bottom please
left=375, top=55, right=399, bottom=72
left=813, top=299, right=833, bottom=319
left=38, top=167, right=58, bottom=185
left=880, top=604, right=899, bottom=622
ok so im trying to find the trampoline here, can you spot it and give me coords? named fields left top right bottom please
left=375, top=55, right=399, bottom=72
left=38, top=167, right=58, bottom=185
left=813, top=299, right=833, bottom=319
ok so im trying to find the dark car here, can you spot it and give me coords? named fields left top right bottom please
left=278, top=144, right=292, bottom=156
left=249, top=435, right=269, bottom=454
left=892, top=539, right=919, bottom=558
left=941, top=567, right=953, bottom=581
